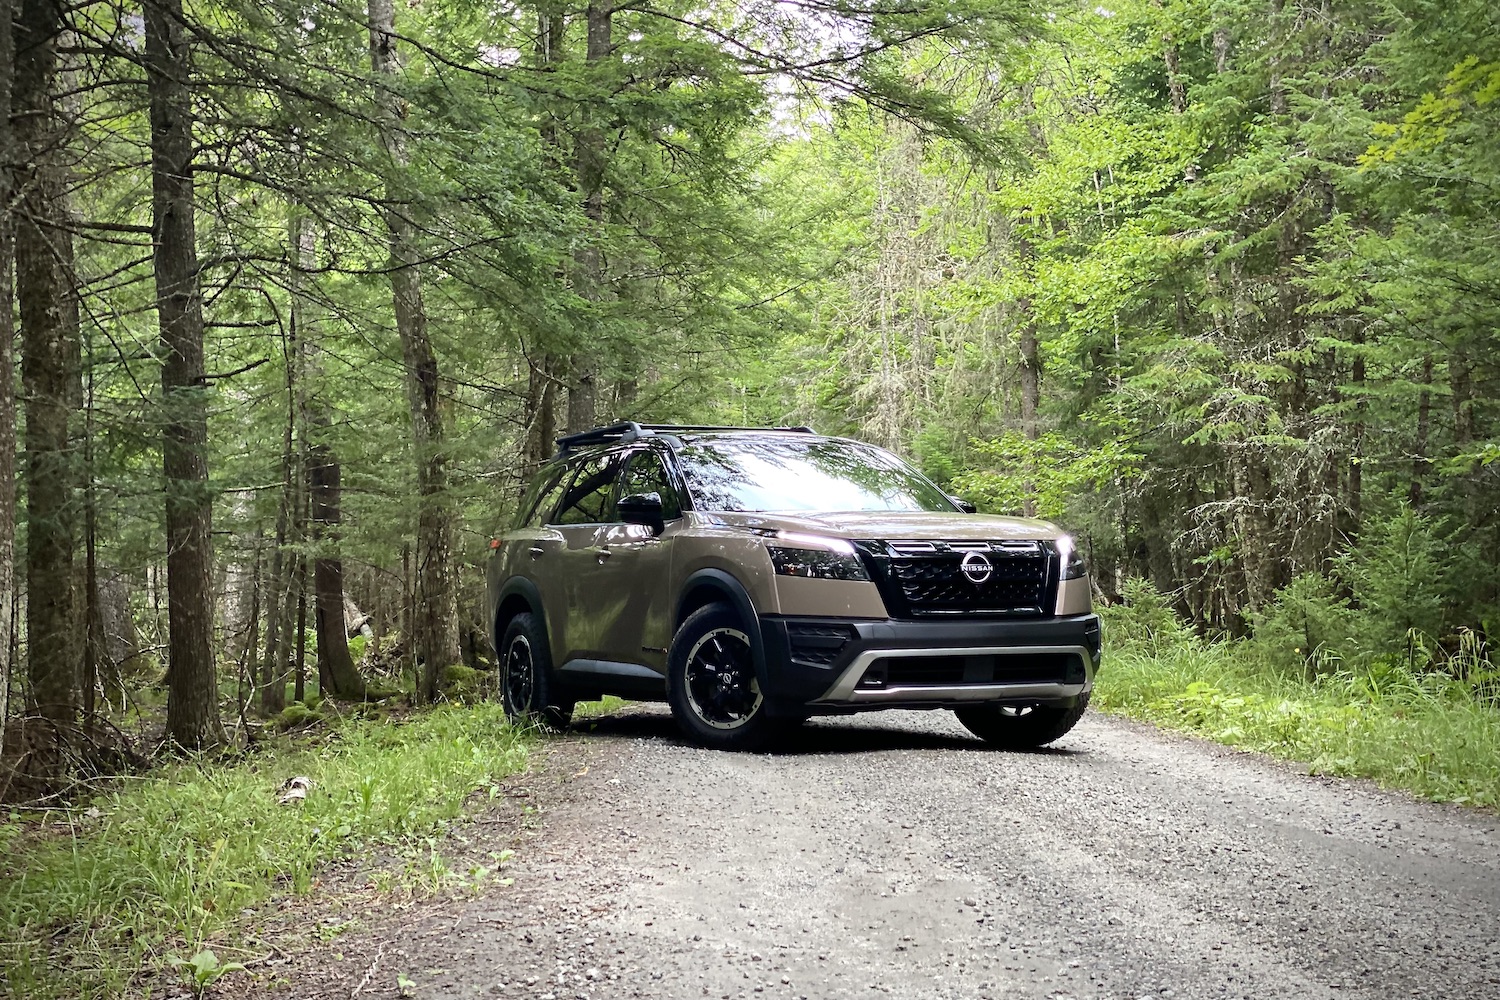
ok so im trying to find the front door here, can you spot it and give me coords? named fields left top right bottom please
left=591, top=449, right=684, bottom=673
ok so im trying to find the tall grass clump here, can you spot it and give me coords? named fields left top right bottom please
left=1096, top=577, right=1500, bottom=810
left=1, top=703, right=531, bottom=999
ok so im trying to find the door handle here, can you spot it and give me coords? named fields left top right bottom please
left=528, top=545, right=546, bottom=559
left=592, top=546, right=612, bottom=563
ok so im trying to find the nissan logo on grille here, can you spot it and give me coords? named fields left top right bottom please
left=959, top=550, right=993, bottom=584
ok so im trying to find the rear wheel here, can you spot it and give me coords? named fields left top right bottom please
left=955, top=694, right=1090, bottom=749
left=499, top=612, right=573, bottom=730
left=667, top=603, right=777, bottom=751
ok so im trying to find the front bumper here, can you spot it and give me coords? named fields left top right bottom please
left=758, top=613, right=1101, bottom=714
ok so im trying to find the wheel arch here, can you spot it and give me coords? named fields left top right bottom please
left=674, top=569, right=766, bottom=682
left=493, top=576, right=544, bottom=658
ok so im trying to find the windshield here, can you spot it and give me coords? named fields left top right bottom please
left=676, top=436, right=957, bottom=513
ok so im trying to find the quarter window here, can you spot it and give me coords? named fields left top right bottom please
left=517, top=466, right=568, bottom=528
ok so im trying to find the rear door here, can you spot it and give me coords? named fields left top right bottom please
left=537, top=449, right=630, bottom=664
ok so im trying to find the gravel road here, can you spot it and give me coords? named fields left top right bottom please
left=255, top=706, right=1500, bottom=1000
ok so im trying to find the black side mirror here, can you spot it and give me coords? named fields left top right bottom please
left=617, top=491, right=665, bottom=534
left=948, top=495, right=978, bottom=514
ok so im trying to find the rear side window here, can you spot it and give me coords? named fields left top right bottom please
left=516, top=466, right=568, bottom=529
left=551, top=451, right=627, bottom=525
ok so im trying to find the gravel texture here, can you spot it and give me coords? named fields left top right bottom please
left=242, top=705, right=1500, bottom=1000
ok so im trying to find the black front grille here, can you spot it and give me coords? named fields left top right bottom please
left=857, top=652, right=1080, bottom=688
left=856, top=539, right=1056, bottom=618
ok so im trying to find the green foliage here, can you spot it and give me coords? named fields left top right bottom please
left=1338, top=505, right=1448, bottom=651
left=1248, top=574, right=1360, bottom=677
left=439, top=664, right=491, bottom=705
left=166, top=948, right=246, bottom=998
left=271, top=702, right=325, bottom=732
left=1, top=705, right=531, bottom=999
left=1096, top=643, right=1500, bottom=808
left=949, top=432, right=1140, bottom=522
left=1099, top=578, right=1200, bottom=658
left=738, top=0, right=1498, bottom=646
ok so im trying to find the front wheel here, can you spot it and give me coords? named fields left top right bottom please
left=499, top=612, right=573, bottom=730
left=955, top=694, right=1090, bottom=749
left=667, top=603, right=777, bottom=751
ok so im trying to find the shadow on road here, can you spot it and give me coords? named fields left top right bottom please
left=567, top=707, right=1083, bottom=758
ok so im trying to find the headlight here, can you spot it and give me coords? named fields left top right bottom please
left=1057, top=536, right=1087, bottom=580
left=767, top=537, right=869, bottom=581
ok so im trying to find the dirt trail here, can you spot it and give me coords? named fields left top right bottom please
left=241, top=707, right=1500, bottom=1000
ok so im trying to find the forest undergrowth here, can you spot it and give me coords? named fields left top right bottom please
left=0, top=704, right=533, bottom=1000
left=1095, top=582, right=1500, bottom=810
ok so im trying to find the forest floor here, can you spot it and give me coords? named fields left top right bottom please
left=215, top=704, right=1500, bottom=1000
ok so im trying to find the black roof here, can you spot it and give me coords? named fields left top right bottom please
left=554, top=421, right=815, bottom=457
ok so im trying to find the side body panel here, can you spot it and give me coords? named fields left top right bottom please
left=589, top=521, right=674, bottom=670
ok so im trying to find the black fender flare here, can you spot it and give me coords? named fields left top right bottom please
left=673, top=568, right=767, bottom=687
left=493, top=575, right=546, bottom=659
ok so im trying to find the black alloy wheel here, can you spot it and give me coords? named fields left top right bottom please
left=683, top=626, right=762, bottom=730
left=667, top=602, right=777, bottom=751
left=499, top=611, right=573, bottom=730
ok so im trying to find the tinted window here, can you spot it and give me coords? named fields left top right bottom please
left=620, top=450, right=683, bottom=520
left=676, top=437, right=956, bottom=513
left=517, top=465, right=568, bottom=528
left=551, top=452, right=626, bottom=525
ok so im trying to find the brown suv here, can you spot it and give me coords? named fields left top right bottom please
left=486, top=423, right=1100, bottom=750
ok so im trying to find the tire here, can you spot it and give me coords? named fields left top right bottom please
left=955, top=693, right=1090, bottom=749
left=498, top=612, right=573, bottom=730
left=667, top=602, right=777, bottom=751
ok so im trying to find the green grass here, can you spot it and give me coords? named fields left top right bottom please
left=1095, top=644, right=1500, bottom=809
left=1, top=703, right=532, bottom=999
left=573, top=694, right=630, bottom=720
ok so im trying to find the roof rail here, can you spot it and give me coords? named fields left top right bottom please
left=554, top=422, right=817, bottom=457
left=635, top=424, right=817, bottom=435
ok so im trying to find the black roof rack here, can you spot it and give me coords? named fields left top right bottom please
left=554, top=422, right=816, bottom=456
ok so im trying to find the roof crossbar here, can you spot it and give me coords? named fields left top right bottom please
left=553, top=421, right=651, bottom=455
left=553, top=422, right=817, bottom=457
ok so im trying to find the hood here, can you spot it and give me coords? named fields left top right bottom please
left=705, top=509, right=1063, bottom=541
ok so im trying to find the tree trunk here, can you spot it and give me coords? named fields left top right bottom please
left=259, top=314, right=300, bottom=715
left=566, top=0, right=614, bottom=434
left=146, top=0, right=221, bottom=749
left=367, top=0, right=459, bottom=703
left=1450, top=352, right=1474, bottom=447
left=308, top=420, right=365, bottom=700
left=294, top=552, right=308, bottom=702
left=1162, top=37, right=1187, bottom=116
left=1410, top=354, right=1432, bottom=506
left=1347, top=332, right=1366, bottom=538
left=98, top=570, right=142, bottom=685
left=528, top=4, right=566, bottom=456
left=0, top=0, right=15, bottom=752
left=15, top=0, right=81, bottom=747
left=238, top=541, right=262, bottom=720
left=523, top=354, right=559, bottom=472
left=290, top=212, right=365, bottom=700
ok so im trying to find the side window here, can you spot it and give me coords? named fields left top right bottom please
left=519, top=466, right=568, bottom=529
left=551, top=452, right=627, bottom=525
left=619, top=451, right=683, bottom=520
